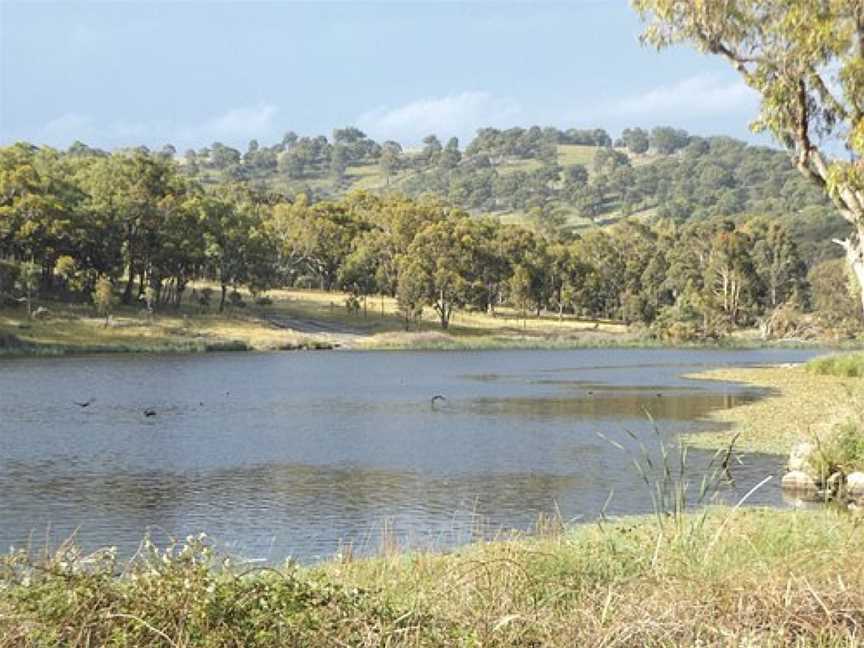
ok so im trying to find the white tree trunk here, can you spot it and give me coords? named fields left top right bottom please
left=834, top=232, right=864, bottom=316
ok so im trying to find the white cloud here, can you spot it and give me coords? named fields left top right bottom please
left=611, top=75, right=758, bottom=118
left=37, top=103, right=280, bottom=150
left=42, top=113, right=95, bottom=141
left=357, top=91, right=523, bottom=145
left=188, top=103, right=279, bottom=142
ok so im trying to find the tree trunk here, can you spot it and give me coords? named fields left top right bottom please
left=219, top=283, right=227, bottom=312
left=835, top=233, right=864, bottom=316
left=122, top=261, right=135, bottom=305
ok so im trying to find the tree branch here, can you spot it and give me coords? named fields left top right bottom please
left=807, top=67, right=852, bottom=123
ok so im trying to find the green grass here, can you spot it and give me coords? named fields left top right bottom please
left=807, top=417, right=864, bottom=478
left=556, top=144, right=598, bottom=167
left=807, top=352, right=864, bottom=378
left=4, top=507, right=864, bottom=646
left=685, top=360, right=864, bottom=454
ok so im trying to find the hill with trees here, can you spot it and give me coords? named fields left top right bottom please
left=1, top=134, right=861, bottom=346
left=148, top=124, right=846, bottom=264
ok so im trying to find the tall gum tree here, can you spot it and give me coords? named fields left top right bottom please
left=633, top=0, right=864, bottom=313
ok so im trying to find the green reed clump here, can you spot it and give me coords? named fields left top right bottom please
left=809, top=418, right=864, bottom=480
left=807, top=352, right=864, bottom=378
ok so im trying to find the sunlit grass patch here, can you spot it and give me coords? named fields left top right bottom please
left=686, top=364, right=864, bottom=454
left=807, top=352, right=864, bottom=378
left=556, top=144, right=598, bottom=168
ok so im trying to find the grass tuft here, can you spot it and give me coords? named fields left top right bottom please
left=807, top=352, right=864, bottom=378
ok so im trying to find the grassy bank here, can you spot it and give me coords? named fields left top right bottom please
left=686, top=358, right=864, bottom=454
left=0, top=286, right=639, bottom=357
left=0, top=302, right=328, bottom=357
left=4, top=285, right=853, bottom=357
left=3, top=507, right=864, bottom=646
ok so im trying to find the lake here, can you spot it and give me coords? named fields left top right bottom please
left=0, top=348, right=818, bottom=563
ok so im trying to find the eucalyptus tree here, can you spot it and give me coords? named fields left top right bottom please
left=634, top=0, right=864, bottom=313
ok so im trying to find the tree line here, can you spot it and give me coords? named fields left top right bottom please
left=2, top=141, right=858, bottom=339
left=60, top=124, right=845, bottom=262
left=147, top=122, right=845, bottom=266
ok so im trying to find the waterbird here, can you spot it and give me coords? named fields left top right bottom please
left=143, top=408, right=157, bottom=417
left=73, top=398, right=95, bottom=408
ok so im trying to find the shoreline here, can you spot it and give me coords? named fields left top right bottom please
left=0, top=329, right=852, bottom=359
left=4, top=288, right=860, bottom=359
left=684, top=363, right=864, bottom=455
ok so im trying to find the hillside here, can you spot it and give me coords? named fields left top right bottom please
left=163, top=125, right=849, bottom=261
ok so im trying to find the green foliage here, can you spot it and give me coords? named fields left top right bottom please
left=634, top=0, right=864, bottom=314
left=14, top=260, right=40, bottom=318
left=809, top=259, right=863, bottom=333
left=91, top=277, right=113, bottom=325
left=0, top=533, right=416, bottom=647
left=808, top=416, right=864, bottom=479
left=807, top=353, right=864, bottom=379
left=0, top=136, right=849, bottom=338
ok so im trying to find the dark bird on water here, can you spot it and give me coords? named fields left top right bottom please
left=73, top=398, right=95, bottom=408
left=143, top=408, right=157, bottom=417
left=431, top=394, right=447, bottom=409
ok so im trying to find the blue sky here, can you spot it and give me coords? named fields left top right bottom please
left=0, top=1, right=767, bottom=151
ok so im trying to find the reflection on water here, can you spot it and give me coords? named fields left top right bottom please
left=0, top=348, right=819, bottom=562
left=464, top=390, right=762, bottom=422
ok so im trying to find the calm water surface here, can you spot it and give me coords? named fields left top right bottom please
left=0, top=348, right=818, bottom=562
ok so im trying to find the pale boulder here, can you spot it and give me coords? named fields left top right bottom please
left=846, top=472, right=864, bottom=498
left=782, top=470, right=819, bottom=494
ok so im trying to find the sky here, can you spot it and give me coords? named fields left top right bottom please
left=0, top=1, right=770, bottom=151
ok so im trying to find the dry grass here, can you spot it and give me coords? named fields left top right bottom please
left=0, top=286, right=635, bottom=357
left=685, top=364, right=864, bottom=454
left=315, top=507, right=864, bottom=647
left=0, top=298, right=320, bottom=357
left=4, top=508, right=864, bottom=646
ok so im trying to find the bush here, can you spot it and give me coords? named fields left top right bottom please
left=0, top=534, right=412, bottom=647
left=807, top=259, right=861, bottom=328
left=808, top=417, right=864, bottom=479
left=228, top=290, right=246, bottom=308
left=254, top=294, right=273, bottom=306
left=92, top=277, right=114, bottom=325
